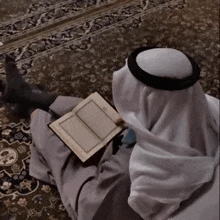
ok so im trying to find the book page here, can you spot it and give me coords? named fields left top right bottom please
left=76, top=100, right=116, bottom=140
left=60, top=115, right=101, bottom=153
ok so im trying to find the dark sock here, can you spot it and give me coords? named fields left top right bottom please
left=22, top=88, right=57, bottom=111
left=4, top=55, right=57, bottom=111
left=4, top=55, right=32, bottom=102
left=0, top=78, right=6, bottom=93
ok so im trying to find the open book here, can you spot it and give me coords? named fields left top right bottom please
left=49, top=92, right=124, bottom=162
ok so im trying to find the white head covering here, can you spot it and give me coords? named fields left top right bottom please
left=112, top=47, right=219, bottom=220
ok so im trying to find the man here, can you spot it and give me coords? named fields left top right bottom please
left=1, top=47, right=219, bottom=219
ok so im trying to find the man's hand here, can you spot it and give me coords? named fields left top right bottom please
left=115, top=117, right=127, bottom=128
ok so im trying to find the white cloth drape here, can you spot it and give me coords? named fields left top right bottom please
left=112, top=57, right=219, bottom=220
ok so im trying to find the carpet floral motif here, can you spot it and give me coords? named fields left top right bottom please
left=0, top=121, right=71, bottom=219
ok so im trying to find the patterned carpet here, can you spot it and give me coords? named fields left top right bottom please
left=0, top=0, right=219, bottom=219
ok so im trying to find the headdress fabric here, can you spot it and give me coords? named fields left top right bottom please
left=112, top=47, right=219, bottom=220
left=127, top=47, right=200, bottom=91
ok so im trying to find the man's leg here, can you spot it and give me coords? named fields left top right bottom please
left=2, top=54, right=57, bottom=112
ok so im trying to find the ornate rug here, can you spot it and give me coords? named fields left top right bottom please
left=0, top=0, right=219, bottom=219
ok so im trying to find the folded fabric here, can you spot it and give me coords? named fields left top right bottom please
left=112, top=47, right=219, bottom=220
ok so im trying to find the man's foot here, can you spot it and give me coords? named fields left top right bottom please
left=0, top=74, right=6, bottom=93
left=3, top=54, right=56, bottom=111
left=3, top=55, right=32, bottom=103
